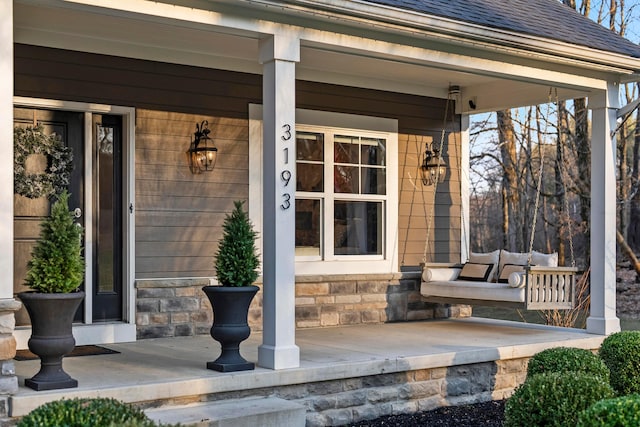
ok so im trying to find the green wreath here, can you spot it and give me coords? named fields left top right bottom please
left=14, top=125, right=73, bottom=199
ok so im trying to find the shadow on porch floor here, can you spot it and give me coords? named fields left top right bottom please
left=10, top=317, right=605, bottom=419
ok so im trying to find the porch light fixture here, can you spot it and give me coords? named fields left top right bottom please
left=420, top=142, right=447, bottom=186
left=187, top=120, right=218, bottom=174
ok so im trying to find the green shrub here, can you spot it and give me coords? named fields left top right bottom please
left=600, top=331, right=640, bottom=395
left=577, top=394, right=640, bottom=426
left=214, top=200, right=260, bottom=287
left=504, top=372, right=615, bottom=427
left=527, top=347, right=610, bottom=382
left=25, top=190, right=85, bottom=293
left=17, top=397, right=157, bottom=427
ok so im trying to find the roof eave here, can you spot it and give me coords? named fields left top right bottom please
left=247, top=0, right=640, bottom=77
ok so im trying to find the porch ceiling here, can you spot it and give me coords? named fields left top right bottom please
left=14, top=1, right=607, bottom=112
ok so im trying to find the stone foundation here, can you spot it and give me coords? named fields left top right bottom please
left=135, top=357, right=527, bottom=426
left=0, top=298, right=22, bottom=424
left=135, top=279, right=216, bottom=339
left=135, top=272, right=470, bottom=339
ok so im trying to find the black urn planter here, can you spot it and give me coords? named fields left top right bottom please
left=202, top=285, right=259, bottom=372
left=18, top=291, right=85, bottom=391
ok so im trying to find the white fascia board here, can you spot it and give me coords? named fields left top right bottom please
left=30, top=0, right=277, bottom=39
left=240, top=0, right=640, bottom=75
left=299, top=36, right=608, bottom=92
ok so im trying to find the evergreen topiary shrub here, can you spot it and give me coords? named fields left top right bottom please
left=214, top=200, right=260, bottom=287
left=504, top=372, right=615, bottom=427
left=599, top=331, right=640, bottom=395
left=17, top=397, right=159, bottom=427
left=25, top=190, right=85, bottom=293
left=527, top=347, right=610, bottom=382
left=577, top=394, right=640, bottom=426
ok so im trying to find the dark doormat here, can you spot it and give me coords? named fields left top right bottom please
left=15, top=345, right=120, bottom=361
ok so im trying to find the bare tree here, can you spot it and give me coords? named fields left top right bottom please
left=497, top=110, right=521, bottom=251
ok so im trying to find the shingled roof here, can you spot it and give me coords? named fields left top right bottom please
left=364, top=0, right=640, bottom=58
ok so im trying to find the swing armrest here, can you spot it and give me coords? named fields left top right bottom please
left=422, top=265, right=462, bottom=282
left=508, top=272, right=526, bottom=288
left=508, top=266, right=578, bottom=288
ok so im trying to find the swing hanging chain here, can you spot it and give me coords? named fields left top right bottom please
left=527, top=151, right=545, bottom=266
left=526, top=90, right=554, bottom=267
left=401, top=135, right=423, bottom=266
left=422, top=89, right=454, bottom=264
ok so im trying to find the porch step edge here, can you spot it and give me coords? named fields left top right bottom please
left=144, top=396, right=306, bottom=427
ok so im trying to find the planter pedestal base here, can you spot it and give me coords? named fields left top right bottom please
left=26, top=373, right=78, bottom=391
left=207, top=360, right=255, bottom=372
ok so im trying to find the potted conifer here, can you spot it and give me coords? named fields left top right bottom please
left=202, top=200, right=260, bottom=372
left=18, top=190, right=85, bottom=391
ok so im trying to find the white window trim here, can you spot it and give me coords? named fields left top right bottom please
left=249, top=104, right=399, bottom=275
left=13, top=96, right=137, bottom=348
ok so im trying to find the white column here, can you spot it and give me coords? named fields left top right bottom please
left=0, top=0, right=20, bottom=394
left=460, top=113, right=470, bottom=263
left=586, top=83, right=620, bottom=335
left=257, top=34, right=300, bottom=369
left=0, top=0, right=14, bottom=301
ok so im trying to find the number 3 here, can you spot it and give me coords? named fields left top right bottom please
left=280, top=193, right=291, bottom=210
left=281, top=124, right=292, bottom=141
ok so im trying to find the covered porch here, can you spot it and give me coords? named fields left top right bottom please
left=1, top=2, right=639, bottom=422
left=11, top=318, right=604, bottom=425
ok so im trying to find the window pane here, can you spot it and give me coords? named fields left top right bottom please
left=334, top=201, right=382, bottom=255
left=334, top=136, right=359, bottom=164
left=361, top=138, right=386, bottom=166
left=297, top=132, right=323, bottom=161
left=296, top=199, right=321, bottom=256
left=297, top=163, right=324, bottom=192
left=334, top=165, right=359, bottom=193
left=97, top=124, right=116, bottom=294
left=362, top=167, right=386, bottom=195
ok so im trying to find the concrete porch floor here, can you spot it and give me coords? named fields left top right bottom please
left=10, top=317, right=606, bottom=419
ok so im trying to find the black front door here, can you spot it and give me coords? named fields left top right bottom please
left=14, top=108, right=85, bottom=323
left=13, top=108, right=124, bottom=324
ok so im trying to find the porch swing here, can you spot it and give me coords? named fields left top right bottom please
left=416, top=88, right=578, bottom=310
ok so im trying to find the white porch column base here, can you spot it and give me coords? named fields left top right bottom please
left=586, top=317, right=620, bottom=336
left=258, top=345, right=301, bottom=370
left=587, top=83, right=619, bottom=336
left=257, top=34, right=300, bottom=370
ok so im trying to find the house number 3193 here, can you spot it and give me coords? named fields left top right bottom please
left=280, top=124, right=292, bottom=210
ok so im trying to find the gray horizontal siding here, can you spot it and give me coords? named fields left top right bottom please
left=15, top=44, right=461, bottom=278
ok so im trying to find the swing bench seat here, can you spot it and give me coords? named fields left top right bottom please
left=421, top=264, right=578, bottom=310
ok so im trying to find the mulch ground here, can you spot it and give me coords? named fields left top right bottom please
left=349, top=400, right=506, bottom=427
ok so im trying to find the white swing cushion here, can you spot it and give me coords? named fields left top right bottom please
left=421, top=266, right=526, bottom=303
left=531, top=251, right=558, bottom=267
left=422, top=266, right=461, bottom=282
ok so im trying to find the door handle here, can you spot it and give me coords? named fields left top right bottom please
left=73, top=208, right=82, bottom=218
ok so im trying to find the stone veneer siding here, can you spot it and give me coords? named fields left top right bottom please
left=135, top=272, right=470, bottom=339
left=134, top=358, right=528, bottom=426
left=0, top=299, right=21, bottom=420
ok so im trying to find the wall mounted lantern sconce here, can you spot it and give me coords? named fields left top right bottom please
left=420, top=142, right=447, bottom=186
left=187, top=120, right=218, bottom=174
